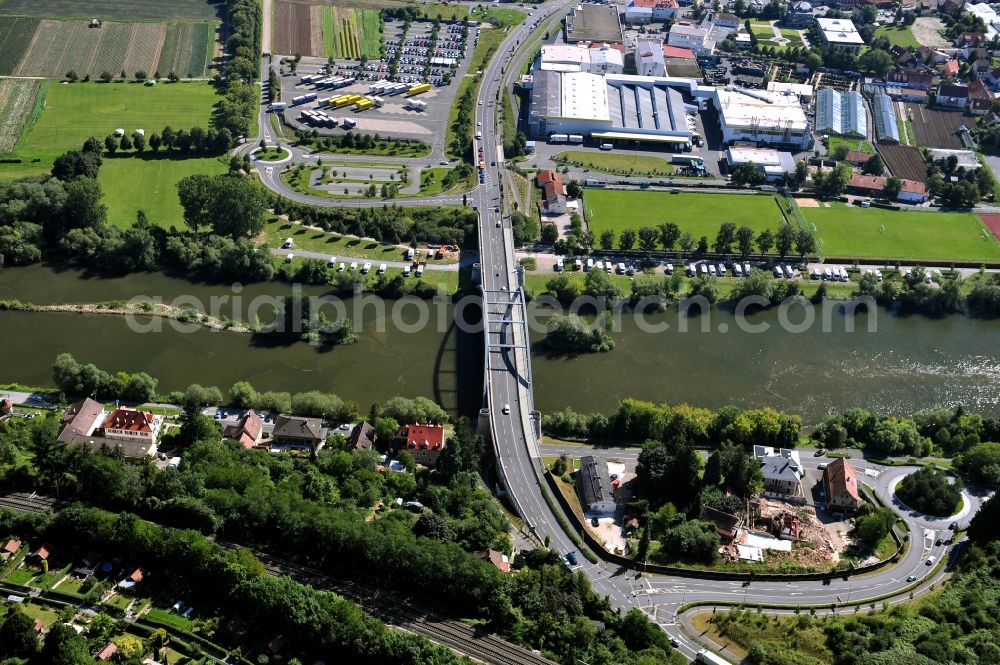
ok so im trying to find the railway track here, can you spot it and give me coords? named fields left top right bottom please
left=0, top=492, right=59, bottom=514
left=246, top=548, right=554, bottom=665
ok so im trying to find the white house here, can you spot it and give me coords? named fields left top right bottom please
left=624, top=0, right=680, bottom=24
left=636, top=39, right=666, bottom=76
left=668, top=23, right=712, bottom=55
left=816, top=18, right=864, bottom=52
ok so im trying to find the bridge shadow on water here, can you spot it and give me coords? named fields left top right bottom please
left=434, top=253, right=484, bottom=419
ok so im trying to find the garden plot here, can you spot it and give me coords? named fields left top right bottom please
left=273, top=1, right=316, bottom=56
left=156, top=22, right=214, bottom=77
left=0, top=79, right=42, bottom=151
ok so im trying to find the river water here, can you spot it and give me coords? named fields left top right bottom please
left=1, top=264, right=998, bottom=424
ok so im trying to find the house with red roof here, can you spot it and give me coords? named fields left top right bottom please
left=897, top=179, right=928, bottom=203
left=536, top=169, right=567, bottom=215
left=823, top=458, right=862, bottom=512
left=102, top=407, right=162, bottom=446
left=397, top=424, right=446, bottom=467
left=57, top=398, right=107, bottom=443
left=475, top=549, right=512, bottom=573
left=662, top=45, right=695, bottom=59
left=224, top=410, right=264, bottom=449
left=2, top=538, right=20, bottom=560
left=96, top=643, right=118, bottom=661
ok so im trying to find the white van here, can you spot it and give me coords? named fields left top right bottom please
left=350, top=261, right=358, bottom=271
left=585, top=258, right=594, bottom=271
left=377, top=263, right=387, bottom=275
left=708, top=264, right=717, bottom=276
left=403, top=265, right=411, bottom=276
left=718, top=263, right=727, bottom=276
left=600, top=143, right=613, bottom=151
left=285, top=253, right=293, bottom=263
left=361, top=262, right=372, bottom=274
left=282, top=237, right=293, bottom=248
left=328, top=255, right=337, bottom=266
left=773, top=266, right=784, bottom=278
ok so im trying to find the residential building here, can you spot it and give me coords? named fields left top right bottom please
left=566, top=3, right=624, bottom=44
left=102, top=408, right=162, bottom=446
left=272, top=415, right=326, bottom=449
left=759, top=454, right=803, bottom=496
left=726, top=146, right=795, bottom=182
left=937, top=83, right=969, bottom=109
left=636, top=39, right=666, bottom=77
left=713, top=12, right=740, bottom=30
left=57, top=397, right=107, bottom=443
left=885, top=86, right=928, bottom=103
left=784, top=0, right=815, bottom=28
left=963, top=4, right=997, bottom=40
left=577, top=456, right=616, bottom=515
left=624, top=0, right=679, bottom=24
left=823, top=458, right=862, bottom=512
left=398, top=423, right=446, bottom=467
left=97, top=643, right=118, bottom=662
left=224, top=410, right=263, bottom=449
left=940, top=59, right=959, bottom=79
left=668, top=23, right=712, bottom=55
left=897, top=179, right=929, bottom=203
left=887, top=69, right=937, bottom=90
left=843, top=150, right=872, bottom=166
left=815, top=88, right=867, bottom=138
left=1, top=538, right=19, bottom=560
left=537, top=169, right=568, bottom=214
left=474, top=549, right=512, bottom=573
left=848, top=173, right=888, bottom=197
left=713, top=86, right=813, bottom=149
left=26, top=544, right=51, bottom=566
left=816, top=18, right=865, bottom=52
left=348, top=421, right=376, bottom=450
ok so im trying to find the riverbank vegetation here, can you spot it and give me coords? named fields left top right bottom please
left=0, top=408, right=682, bottom=665
left=696, top=497, right=1000, bottom=665
left=542, top=313, right=614, bottom=353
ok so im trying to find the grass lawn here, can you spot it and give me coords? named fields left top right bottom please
left=875, top=25, right=921, bottom=48
left=4, top=567, right=35, bottom=585
left=359, top=9, right=383, bottom=60
left=554, top=150, right=675, bottom=176
left=256, top=147, right=290, bottom=161
left=99, top=156, right=228, bottom=229
left=749, top=22, right=775, bottom=38
left=17, top=602, right=60, bottom=628
left=418, top=166, right=473, bottom=195
left=264, top=217, right=458, bottom=264
left=584, top=190, right=788, bottom=237
left=827, top=135, right=873, bottom=155
left=274, top=255, right=459, bottom=293
left=145, top=607, right=195, bottom=632
left=778, top=28, right=804, bottom=44
left=805, top=203, right=1000, bottom=262
left=0, top=81, right=221, bottom=180
left=54, top=575, right=89, bottom=596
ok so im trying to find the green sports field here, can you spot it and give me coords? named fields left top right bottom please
left=0, top=81, right=221, bottom=179
left=99, top=155, right=227, bottom=229
left=804, top=203, right=1000, bottom=262
left=584, top=190, right=789, bottom=237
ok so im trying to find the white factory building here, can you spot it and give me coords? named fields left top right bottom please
left=540, top=44, right=625, bottom=74
left=726, top=147, right=796, bottom=182
left=816, top=18, right=864, bottom=52
left=528, top=70, right=699, bottom=146
left=713, top=86, right=813, bottom=149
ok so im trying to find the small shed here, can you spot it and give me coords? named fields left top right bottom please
left=89, top=18, right=101, bottom=28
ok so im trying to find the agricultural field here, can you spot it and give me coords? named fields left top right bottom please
left=0, top=17, right=40, bottom=74
left=878, top=144, right=927, bottom=183
left=907, top=104, right=968, bottom=149
left=0, top=81, right=220, bottom=179
left=0, top=18, right=215, bottom=78
left=0, top=79, right=41, bottom=151
left=0, top=0, right=222, bottom=20
left=99, top=155, right=227, bottom=229
left=584, top=190, right=789, bottom=237
left=803, top=202, right=1000, bottom=262
left=273, top=1, right=382, bottom=58
left=156, top=21, right=215, bottom=78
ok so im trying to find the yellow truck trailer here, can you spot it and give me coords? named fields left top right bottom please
left=354, top=98, right=374, bottom=111
left=407, top=82, right=431, bottom=96
left=332, top=95, right=361, bottom=109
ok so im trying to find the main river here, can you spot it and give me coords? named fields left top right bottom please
left=2, top=264, right=999, bottom=425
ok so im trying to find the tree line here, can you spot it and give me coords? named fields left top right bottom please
left=102, top=124, right=235, bottom=156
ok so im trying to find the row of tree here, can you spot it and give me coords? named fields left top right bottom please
left=594, top=221, right=816, bottom=259
left=104, top=125, right=234, bottom=156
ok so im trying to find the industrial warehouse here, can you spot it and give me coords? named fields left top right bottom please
left=528, top=69, right=812, bottom=150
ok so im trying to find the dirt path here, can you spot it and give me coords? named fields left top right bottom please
left=262, top=0, right=272, bottom=54
left=911, top=17, right=949, bottom=49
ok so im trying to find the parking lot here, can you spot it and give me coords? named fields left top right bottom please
left=275, top=18, right=477, bottom=143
